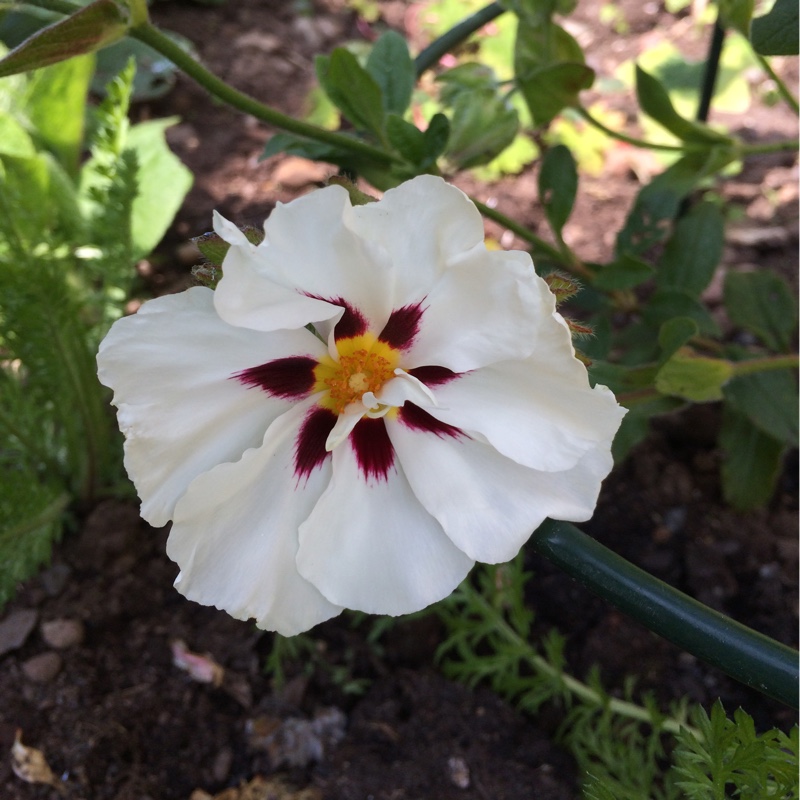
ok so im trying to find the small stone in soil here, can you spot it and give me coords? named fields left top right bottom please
left=41, top=618, right=85, bottom=650
left=22, top=652, right=62, bottom=683
left=0, top=608, right=38, bottom=657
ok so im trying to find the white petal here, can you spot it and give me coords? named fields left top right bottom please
left=325, top=409, right=363, bottom=451
left=387, top=419, right=613, bottom=564
left=97, top=287, right=326, bottom=526
left=428, top=315, right=627, bottom=472
left=403, top=248, right=545, bottom=372
left=296, top=441, right=473, bottom=615
left=169, top=399, right=342, bottom=636
left=213, top=209, right=253, bottom=247
left=374, top=371, right=437, bottom=409
left=350, top=175, right=486, bottom=308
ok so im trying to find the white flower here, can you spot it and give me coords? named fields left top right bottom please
left=97, top=175, right=626, bottom=636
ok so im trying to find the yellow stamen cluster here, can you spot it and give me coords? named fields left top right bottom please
left=314, top=334, right=401, bottom=414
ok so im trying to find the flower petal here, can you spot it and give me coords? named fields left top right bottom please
left=388, top=417, right=613, bottom=564
left=169, top=399, right=342, bottom=636
left=97, top=287, right=327, bottom=526
left=296, top=441, right=473, bottom=615
left=426, top=315, right=627, bottom=471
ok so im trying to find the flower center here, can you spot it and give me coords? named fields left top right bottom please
left=314, top=334, right=401, bottom=415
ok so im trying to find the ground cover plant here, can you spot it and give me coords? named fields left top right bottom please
left=0, top=0, right=797, bottom=798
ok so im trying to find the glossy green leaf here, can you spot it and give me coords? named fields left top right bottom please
left=724, top=369, right=798, bottom=446
left=655, top=355, right=733, bottom=401
left=635, top=66, right=730, bottom=144
left=751, top=0, right=799, bottom=55
left=316, top=49, right=385, bottom=138
left=365, top=30, right=415, bottom=116
left=124, top=117, right=193, bottom=260
left=724, top=270, right=797, bottom=351
left=24, top=54, right=94, bottom=174
left=0, top=0, right=128, bottom=78
left=657, top=201, right=724, bottom=296
left=445, top=89, right=518, bottom=169
left=720, top=406, right=786, bottom=510
left=592, top=254, right=654, bottom=290
left=538, top=144, right=577, bottom=236
left=658, top=317, right=698, bottom=366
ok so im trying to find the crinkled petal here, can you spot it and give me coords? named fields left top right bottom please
left=169, top=399, right=342, bottom=636
left=403, top=248, right=545, bottom=372
left=388, top=419, right=613, bottom=564
left=213, top=212, right=341, bottom=333
left=97, top=287, right=326, bottom=526
left=350, top=176, right=486, bottom=308
left=296, top=441, right=473, bottom=615
left=427, top=315, right=627, bottom=472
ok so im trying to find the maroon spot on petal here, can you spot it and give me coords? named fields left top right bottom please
left=379, top=302, right=425, bottom=350
left=295, top=406, right=336, bottom=480
left=408, top=365, right=461, bottom=387
left=234, top=356, right=317, bottom=399
left=399, top=403, right=464, bottom=440
left=350, top=417, right=395, bottom=482
left=305, top=294, right=369, bottom=341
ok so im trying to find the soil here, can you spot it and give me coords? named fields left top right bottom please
left=1, top=1, right=797, bottom=799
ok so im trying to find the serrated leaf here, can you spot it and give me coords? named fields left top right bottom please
left=751, top=0, right=799, bottom=55
left=657, top=201, right=724, bottom=296
left=723, top=369, right=798, bottom=446
left=592, top=254, right=655, bottom=291
left=724, top=270, right=797, bottom=351
left=0, top=0, right=128, bottom=78
left=720, top=406, right=786, bottom=509
left=124, top=117, right=193, bottom=260
left=655, top=355, right=733, bottom=401
left=316, top=49, right=385, bottom=138
left=365, top=30, right=414, bottom=116
left=538, top=144, right=577, bottom=235
left=635, top=66, right=731, bottom=144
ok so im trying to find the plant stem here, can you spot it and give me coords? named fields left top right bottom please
left=696, top=19, right=725, bottom=124
left=464, top=582, right=696, bottom=736
left=731, top=353, right=799, bottom=377
left=574, top=106, right=689, bottom=152
left=755, top=53, right=800, bottom=115
left=414, top=1, right=506, bottom=77
left=532, top=520, right=799, bottom=709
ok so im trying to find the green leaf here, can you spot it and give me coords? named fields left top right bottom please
left=592, top=254, right=654, bottom=290
left=0, top=0, right=128, bottom=78
left=724, top=270, right=797, bottom=351
left=538, top=144, right=577, bottom=236
left=445, top=89, right=518, bottom=169
left=657, top=201, right=724, bottom=296
left=423, top=113, right=450, bottom=163
left=0, top=112, right=35, bottom=158
left=644, top=289, right=720, bottom=336
left=718, top=0, right=755, bottom=37
left=365, top=30, right=414, bottom=116
left=0, top=153, right=52, bottom=246
left=24, top=53, right=94, bottom=174
left=655, top=355, right=733, bottom=401
left=386, top=115, right=426, bottom=164
left=124, top=117, right=193, bottom=260
left=658, top=317, right=698, bottom=366
left=316, top=49, right=385, bottom=138
left=719, top=406, right=786, bottom=510
left=723, top=369, right=799, bottom=446
left=518, top=62, right=594, bottom=126
left=751, top=0, right=799, bottom=55
left=261, top=131, right=354, bottom=163
left=635, top=66, right=731, bottom=144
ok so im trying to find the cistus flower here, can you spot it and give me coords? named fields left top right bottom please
left=97, top=175, right=626, bottom=636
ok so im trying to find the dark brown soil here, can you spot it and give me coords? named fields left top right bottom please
left=1, top=1, right=797, bottom=798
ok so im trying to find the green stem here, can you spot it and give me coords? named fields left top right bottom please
left=464, top=582, right=696, bottom=736
left=731, top=353, right=799, bottom=377
left=740, top=138, right=800, bottom=155
left=19, top=0, right=401, bottom=166
left=574, top=106, right=689, bottom=152
left=472, top=198, right=593, bottom=279
left=414, top=1, right=506, bottom=77
left=532, top=520, right=799, bottom=709
left=755, top=53, right=800, bottom=115
left=131, top=23, right=400, bottom=165
left=3, top=492, right=71, bottom=540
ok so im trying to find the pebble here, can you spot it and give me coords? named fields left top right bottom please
left=22, top=652, right=62, bottom=683
left=39, top=564, right=72, bottom=597
left=0, top=609, right=38, bottom=658
left=41, top=619, right=85, bottom=650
